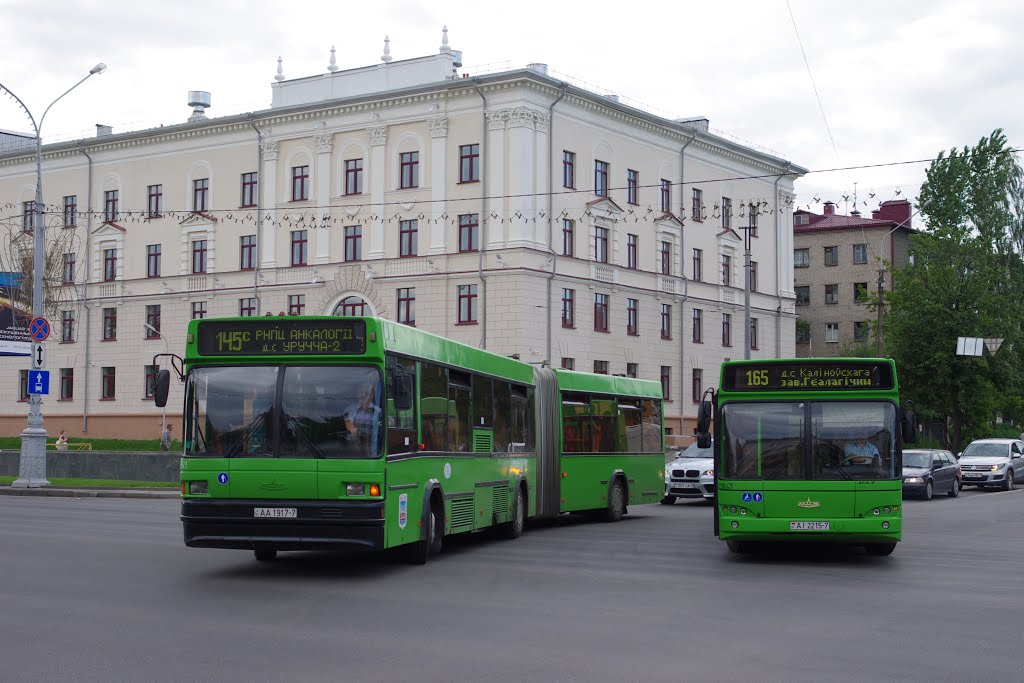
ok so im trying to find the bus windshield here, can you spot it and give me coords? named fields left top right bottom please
left=721, top=401, right=897, bottom=480
left=184, top=365, right=383, bottom=458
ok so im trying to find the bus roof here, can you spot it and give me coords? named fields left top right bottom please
left=553, top=368, right=663, bottom=399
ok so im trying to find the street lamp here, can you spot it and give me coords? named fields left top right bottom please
left=144, top=323, right=170, bottom=441
left=876, top=201, right=929, bottom=356
left=3, top=63, right=107, bottom=488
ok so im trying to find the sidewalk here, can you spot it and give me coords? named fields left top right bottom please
left=0, top=485, right=179, bottom=499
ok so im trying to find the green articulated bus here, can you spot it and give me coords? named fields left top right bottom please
left=154, top=316, right=664, bottom=564
left=693, top=358, right=917, bottom=556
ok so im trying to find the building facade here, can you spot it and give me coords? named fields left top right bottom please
left=0, top=34, right=804, bottom=440
left=793, top=200, right=916, bottom=357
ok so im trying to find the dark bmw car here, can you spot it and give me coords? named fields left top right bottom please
left=902, top=449, right=960, bottom=500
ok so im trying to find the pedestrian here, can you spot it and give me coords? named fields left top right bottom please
left=161, top=423, right=172, bottom=451
left=56, top=430, right=69, bottom=451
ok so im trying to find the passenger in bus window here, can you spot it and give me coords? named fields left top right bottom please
left=843, top=433, right=880, bottom=466
left=346, top=380, right=382, bottom=454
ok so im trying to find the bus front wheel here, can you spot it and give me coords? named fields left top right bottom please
left=726, top=540, right=750, bottom=554
left=603, top=480, right=626, bottom=522
left=406, top=501, right=443, bottom=564
left=659, top=495, right=676, bottom=505
left=864, top=542, right=897, bottom=557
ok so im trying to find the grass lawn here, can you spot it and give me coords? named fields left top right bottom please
left=0, top=437, right=179, bottom=452
left=0, top=476, right=178, bottom=488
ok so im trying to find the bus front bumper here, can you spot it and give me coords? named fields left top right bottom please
left=718, top=515, right=900, bottom=542
left=181, top=499, right=386, bottom=551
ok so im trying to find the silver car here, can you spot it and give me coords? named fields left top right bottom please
left=958, top=438, right=1024, bottom=490
left=662, top=440, right=715, bottom=503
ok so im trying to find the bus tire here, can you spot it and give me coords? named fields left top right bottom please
left=864, top=542, right=897, bottom=557
left=603, top=479, right=626, bottom=523
left=659, top=496, right=676, bottom=505
left=499, top=485, right=526, bottom=539
left=406, top=499, right=443, bottom=565
left=254, top=546, right=277, bottom=562
left=726, top=540, right=749, bottom=554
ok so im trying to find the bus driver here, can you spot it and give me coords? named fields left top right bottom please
left=843, top=433, right=880, bottom=466
left=345, top=379, right=382, bottom=454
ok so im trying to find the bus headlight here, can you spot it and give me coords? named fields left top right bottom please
left=346, top=483, right=365, bottom=496
left=188, top=481, right=208, bottom=495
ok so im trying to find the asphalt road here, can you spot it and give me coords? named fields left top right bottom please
left=1, top=486, right=1022, bottom=683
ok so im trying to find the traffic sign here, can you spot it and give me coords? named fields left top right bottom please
left=31, top=342, right=45, bottom=370
left=27, top=370, right=49, bottom=395
left=29, top=318, right=51, bottom=342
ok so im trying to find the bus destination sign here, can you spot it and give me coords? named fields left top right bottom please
left=722, top=361, right=894, bottom=392
left=197, top=319, right=367, bottom=356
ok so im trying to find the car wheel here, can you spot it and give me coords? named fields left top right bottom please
left=659, top=495, right=676, bottom=505
left=947, top=477, right=960, bottom=497
left=864, top=542, right=897, bottom=556
left=922, top=480, right=933, bottom=501
left=603, top=480, right=626, bottom=522
left=1003, top=469, right=1015, bottom=491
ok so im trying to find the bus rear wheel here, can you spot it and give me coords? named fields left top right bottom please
left=254, top=546, right=277, bottom=562
left=864, top=542, right=897, bottom=557
left=603, top=480, right=626, bottom=522
left=499, top=486, right=525, bottom=539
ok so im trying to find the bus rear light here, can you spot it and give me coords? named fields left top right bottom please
left=188, top=481, right=208, bottom=495
left=369, top=484, right=381, bottom=497
left=346, top=483, right=365, bottom=496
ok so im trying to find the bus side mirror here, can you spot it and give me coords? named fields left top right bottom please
left=154, top=369, right=170, bottom=408
left=394, top=375, right=413, bottom=411
left=902, top=408, right=917, bottom=444
left=696, top=400, right=712, bottom=434
left=696, top=432, right=712, bottom=449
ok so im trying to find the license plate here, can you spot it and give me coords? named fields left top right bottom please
left=790, top=521, right=829, bottom=531
left=678, top=482, right=698, bottom=489
left=964, top=473, right=983, bottom=479
left=254, top=507, right=297, bottom=518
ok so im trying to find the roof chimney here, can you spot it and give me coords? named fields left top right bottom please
left=823, top=201, right=836, bottom=216
left=875, top=199, right=912, bottom=227
left=188, top=91, right=211, bottom=122
left=95, top=124, right=113, bottom=137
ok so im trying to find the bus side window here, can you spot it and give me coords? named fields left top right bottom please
left=642, top=399, right=662, bottom=454
left=419, top=361, right=448, bottom=451
left=386, top=356, right=417, bottom=455
left=493, top=381, right=511, bottom=451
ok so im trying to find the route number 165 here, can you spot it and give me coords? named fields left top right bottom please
left=745, top=369, right=769, bottom=386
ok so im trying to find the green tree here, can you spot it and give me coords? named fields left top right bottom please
left=886, top=129, right=1024, bottom=451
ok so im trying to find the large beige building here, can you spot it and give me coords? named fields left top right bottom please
left=0, top=32, right=804, bottom=440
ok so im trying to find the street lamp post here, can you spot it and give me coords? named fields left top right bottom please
left=144, top=323, right=170, bottom=439
left=875, top=202, right=928, bottom=356
left=3, top=64, right=106, bottom=488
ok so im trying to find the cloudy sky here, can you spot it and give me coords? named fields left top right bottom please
left=2, top=0, right=1020, bottom=216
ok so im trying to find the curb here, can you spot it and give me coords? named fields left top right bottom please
left=0, top=486, right=179, bottom=499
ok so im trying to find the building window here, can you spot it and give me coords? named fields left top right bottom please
left=288, top=294, right=305, bottom=316
left=344, top=159, right=363, bottom=195
left=626, top=362, right=638, bottom=378
left=397, top=288, right=415, bottom=326
left=797, top=321, right=811, bottom=343
left=459, top=143, right=480, bottom=183
left=241, top=172, right=258, bottom=207
left=747, top=203, right=758, bottom=237
left=825, top=284, right=839, bottom=304
left=722, top=313, right=732, bottom=347
left=661, top=304, right=671, bottom=340
left=854, top=321, right=869, bottom=341
left=191, top=301, right=207, bottom=320
left=335, top=296, right=369, bottom=317
left=659, top=241, right=672, bottom=275
left=399, top=151, right=419, bottom=189
left=144, top=365, right=158, bottom=400
left=291, top=230, right=308, bottom=266
left=824, top=246, right=838, bottom=266
left=562, top=289, right=575, bottom=328
left=399, top=219, right=418, bottom=258
left=627, top=169, right=639, bottom=205
left=61, top=310, right=75, bottom=343
left=561, top=357, right=575, bottom=370
left=661, top=366, right=672, bottom=401
left=62, top=252, right=76, bottom=284
left=63, top=195, right=77, bottom=227
left=722, top=197, right=732, bottom=229
left=102, top=307, right=116, bottom=340
left=457, top=284, right=478, bottom=324
left=722, top=254, right=732, bottom=286
left=627, top=234, right=638, bottom=269
left=795, top=286, right=810, bottom=305
left=692, top=369, right=703, bottom=404
left=458, top=214, right=479, bottom=252
left=594, top=160, right=609, bottom=197
left=101, top=367, right=116, bottom=400
left=103, top=248, right=117, bottom=281
left=750, top=318, right=759, bottom=350
left=103, top=190, right=118, bottom=222
left=60, top=368, right=73, bottom=400
left=191, top=240, right=208, bottom=274
left=563, top=151, right=576, bottom=188
left=853, top=243, right=868, bottom=264
left=594, top=227, right=609, bottom=263
left=192, top=178, right=209, bottom=212
left=660, top=179, right=671, bottom=213
left=692, top=308, right=703, bottom=343
left=291, top=165, right=309, bottom=201
left=794, top=248, right=810, bottom=268
left=594, top=360, right=609, bottom=375
left=692, top=189, right=704, bottom=222
left=344, top=225, right=362, bottom=262
left=627, top=298, right=639, bottom=336
left=239, top=298, right=257, bottom=317
left=749, top=260, right=758, bottom=292
left=145, top=305, right=161, bottom=338
left=19, top=370, right=28, bottom=401
left=594, top=293, right=609, bottom=332
left=562, top=219, right=575, bottom=257
left=826, top=322, right=840, bottom=343
left=146, top=244, right=161, bottom=279
left=143, top=184, right=162, bottom=218
left=240, top=235, right=256, bottom=270
left=854, top=282, right=869, bottom=302
left=692, top=248, right=703, bottom=281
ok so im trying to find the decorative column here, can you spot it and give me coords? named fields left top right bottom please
left=777, top=189, right=795, bottom=298
left=260, top=141, right=279, bottom=268
left=485, top=110, right=507, bottom=247
left=314, top=132, right=334, bottom=264
left=429, top=117, right=448, bottom=255
left=368, top=126, right=387, bottom=258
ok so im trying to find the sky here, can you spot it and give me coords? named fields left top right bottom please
left=1, top=0, right=1021, bottom=219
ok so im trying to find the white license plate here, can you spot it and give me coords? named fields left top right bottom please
left=254, top=507, right=297, bottom=518
left=790, top=521, right=830, bottom=531
left=678, top=482, right=699, bottom=489
left=964, top=473, right=983, bottom=478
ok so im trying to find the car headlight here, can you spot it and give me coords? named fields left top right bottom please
left=702, top=469, right=714, bottom=476
left=904, top=477, right=923, bottom=484
left=991, top=464, right=1005, bottom=472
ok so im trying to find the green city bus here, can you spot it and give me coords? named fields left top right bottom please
left=693, top=358, right=916, bottom=556
left=154, top=316, right=664, bottom=564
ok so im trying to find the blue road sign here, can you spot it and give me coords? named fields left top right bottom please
left=741, top=492, right=753, bottom=503
left=753, top=492, right=763, bottom=502
left=27, top=370, right=50, bottom=395
left=29, top=318, right=50, bottom=342
left=218, top=472, right=229, bottom=485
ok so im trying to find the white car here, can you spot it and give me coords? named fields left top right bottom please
left=662, top=440, right=715, bottom=504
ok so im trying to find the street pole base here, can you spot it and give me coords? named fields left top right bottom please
left=11, top=477, right=51, bottom=489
